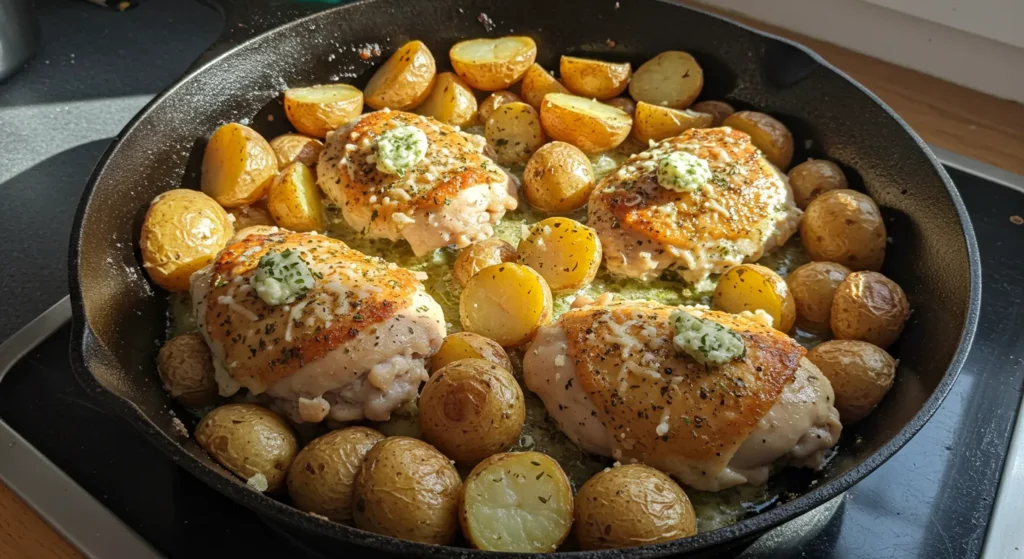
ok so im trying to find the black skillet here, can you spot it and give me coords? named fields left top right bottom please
left=68, top=0, right=981, bottom=556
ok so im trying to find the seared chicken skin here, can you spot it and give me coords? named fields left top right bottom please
left=589, top=127, right=801, bottom=282
left=524, top=301, right=841, bottom=491
left=190, top=231, right=446, bottom=423
left=318, top=110, right=518, bottom=256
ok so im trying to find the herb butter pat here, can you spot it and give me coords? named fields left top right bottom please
left=250, top=249, right=315, bottom=306
left=657, top=151, right=712, bottom=192
left=375, top=125, right=428, bottom=176
left=670, top=309, right=745, bottom=366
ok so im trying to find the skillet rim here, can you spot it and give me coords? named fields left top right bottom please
left=67, top=0, right=982, bottom=556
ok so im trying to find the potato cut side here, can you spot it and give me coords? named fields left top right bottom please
left=629, top=50, right=703, bottom=109
left=485, top=102, right=545, bottom=165
left=450, top=36, right=537, bottom=91
left=632, top=101, right=714, bottom=143
left=712, top=264, right=796, bottom=333
left=283, top=84, right=363, bottom=138
left=364, top=40, right=437, bottom=110
left=430, top=331, right=512, bottom=374
left=267, top=162, right=325, bottom=232
left=517, top=217, right=602, bottom=293
left=415, top=71, right=479, bottom=128
left=460, top=263, right=552, bottom=347
left=559, top=56, right=631, bottom=100
left=540, top=93, right=632, bottom=154
left=520, top=63, right=570, bottom=109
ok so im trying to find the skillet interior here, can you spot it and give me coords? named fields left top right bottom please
left=68, top=0, right=980, bottom=556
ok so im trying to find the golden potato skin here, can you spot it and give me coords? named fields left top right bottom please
left=517, top=217, right=603, bottom=293
left=415, top=71, right=478, bottom=128
left=353, top=437, right=462, bottom=545
left=831, top=271, right=909, bottom=348
left=431, top=331, right=513, bottom=374
left=452, top=238, right=517, bottom=287
left=605, top=96, right=636, bottom=116
left=478, top=90, right=521, bottom=124
left=269, top=134, right=324, bottom=170
left=574, top=465, right=697, bottom=550
left=629, top=51, right=703, bottom=109
left=419, top=359, right=525, bottom=464
left=520, top=63, right=570, bottom=109
left=140, top=189, right=234, bottom=292
left=267, top=162, right=326, bottom=232
left=485, top=101, right=546, bottom=165
left=631, top=101, right=714, bottom=144
left=807, top=340, right=897, bottom=423
left=450, top=36, right=537, bottom=91
left=786, top=261, right=853, bottom=331
left=788, top=159, right=848, bottom=209
left=540, top=93, right=632, bottom=154
left=157, top=333, right=218, bottom=407
left=364, top=40, right=436, bottom=110
left=691, top=100, right=735, bottom=126
left=201, top=122, right=278, bottom=207
left=283, top=84, right=364, bottom=138
left=195, top=404, right=298, bottom=493
left=460, top=263, right=554, bottom=347
left=228, top=201, right=275, bottom=230
left=287, top=427, right=385, bottom=523
left=713, top=264, right=796, bottom=333
left=560, top=56, right=632, bottom=100
left=801, top=189, right=887, bottom=271
left=722, top=111, right=794, bottom=170
left=523, top=141, right=596, bottom=213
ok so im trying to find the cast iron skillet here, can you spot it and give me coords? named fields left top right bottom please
left=68, top=0, right=981, bottom=556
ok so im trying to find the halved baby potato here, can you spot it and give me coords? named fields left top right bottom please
left=691, top=100, right=735, bottom=126
left=201, top=122, right=278, bottom=207
left=559, top=56, right=631, bottom=100
left=485, top=101, right=546, bottom=165
left=629, top=50, right=703, bottom=109
left=632, top=101, right=714, bottom=144
left=460, top=451, right=574, bottom=552
left=364, top=40, right=437, bottom=110
left=540, top=93, right=632, bottom=153
left=268, top=134, right=324, bottom=170
left=452, top=238, right=518, bottom=287
left=283, top=84, right=363, bottom=138
left=520, top=63, right=570, bottom=109
left=517, top=217, right=602, bottom=293
left=451, top=36, right=537, bottom=91
left=431, top=331, right=513, bottom=374
left=722, top=111, right=794, bottom=170
left=267, top=162, right=325, bottom=232
left=460, top=262, right=553, bottom=347
left=478, top=90, right=522, bottom=124
left=415, top=71, right=478, bottom=128
left=523, top=141, right=596, bottom=213
left=712, top=263, right=796, bottom=333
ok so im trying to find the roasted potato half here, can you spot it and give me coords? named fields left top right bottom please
left=269, top=134, right=324, bottom=170
left=517, top=217, right=602, bottom=293
left=287, top=427, right=386, bottom=523
left=831, top=271, right=909, bottom=348
left=523, top=141, right=596, bottom=213
left=460, top=262, right=553, bottom=347
left=431, top=331, right=513, bottom=374
left=712, top=263, right=796, bottom=333
left=560, top=56, right=632, bottom=100
left=691, top=100, right=735, bottom=126
left=283, top=84, right=363, bottom=138
left=807, top=340, right=897, bottom=423
left=195, top=404, right=298, bottom=493
left=786, top=261, right=852, bottom=332
left=478, top=90, right=522, bottom=124
left=140, top=189, right=234, bottom=292
left=452, top=238, right=518, bottom=287
left=450, top=36, right=537, bottom=91
left=574, top=464, right=697, bottom=550
left=156, top=333, right=217, bottom=407
left=415, top=71, right=478, bottom=128
left=629, top=50, right=703, bottom=109
left=267, top=162, right=326, bottom=232
left=540, top=93, right=632, bottom=153
left=632, top=101, right=714, bottom=144
left=722, top=111, right=794, bottom=170
left=520, top=63, right=570, bottom=109
left=461, top=452, right=574, bottom=552
left=801, top=189, right=887, bottom=271
left=353, top=437, right=462, bottom=545
left=788, top=159, right=848, bottom=209
left=201, top=122, right=278, bottom=207
left=364, top=40, right=437, bottom=110
left=485, top=101, right=546, bottom=165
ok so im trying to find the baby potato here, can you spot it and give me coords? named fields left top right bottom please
left=267, top=162, right=325, bottom=232
left=268, top=133, right=324, bottom=170
left=420, top=359, right=526, bottom=464
left=287, top=427, right=385, bottom=523
left=140, top=189, right=234, bottom=292
left=431, top=331, right=513, bottom=374
left=485, top=101, right=546, bottom=165
left=461, top=452, right=574, bottom=552
left=831, top=271, right=909, bottom=348
left=722, top=111, right=794, bottom=170
left=629, top=50, right=703, bottom=109
left=156, top=332, right=217, bottom=407
left=478, top=90, right=522, bottom=124
left=450, top=36, right=537, bottom=91
left=227, top=201, right=275, bottom=230
left=415, top=71, right=478, bottom=128
left=369, top=400, right=423, bottom=439
left=574, top=464, right=697, bottom=550
left=283, top=84, right=364, bottom=138
left=523, top=141, right=596, bottom=213
left=201, top=122, right=278, bottom=207
left=691, top=100, right=735, bottom=126
left=520, top=63, right=570, bottom=109
left=364, top=40, right=436, bottom=110
left=788, top=159, right=849, bottom=209
left=540, top=93, right=632, bottom=153
left=801, top=189, right=887, bottom=271
left=460, top=262, right=553, bottom=347
left=453, top=238, right=517, bottom=287
left=560, top=56, right=632, bottom=100
left=517, top=217, right=602, bottom=293
left=195, top=403, right=298, bottom=493
left=786, top=261, right=852, bottom=331
left=807, top=340, right=897, bottom=423
left=353, top=437, right=462, bottom=545
left=712, top=263, right=796, bottom=333
left=632, top=101, right=714, bottom=144
left=605, top=96, right=636, bottom=116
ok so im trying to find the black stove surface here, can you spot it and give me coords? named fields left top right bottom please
left=1, top=166, right=1021, bottom=558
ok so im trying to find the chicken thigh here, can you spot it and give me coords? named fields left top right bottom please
left=523, top=300, right=841, bottom=491
left=191, top=230, right=446, bottom=423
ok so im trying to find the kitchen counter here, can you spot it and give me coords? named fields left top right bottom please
left=1, top=1, right=1022, bottom=557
